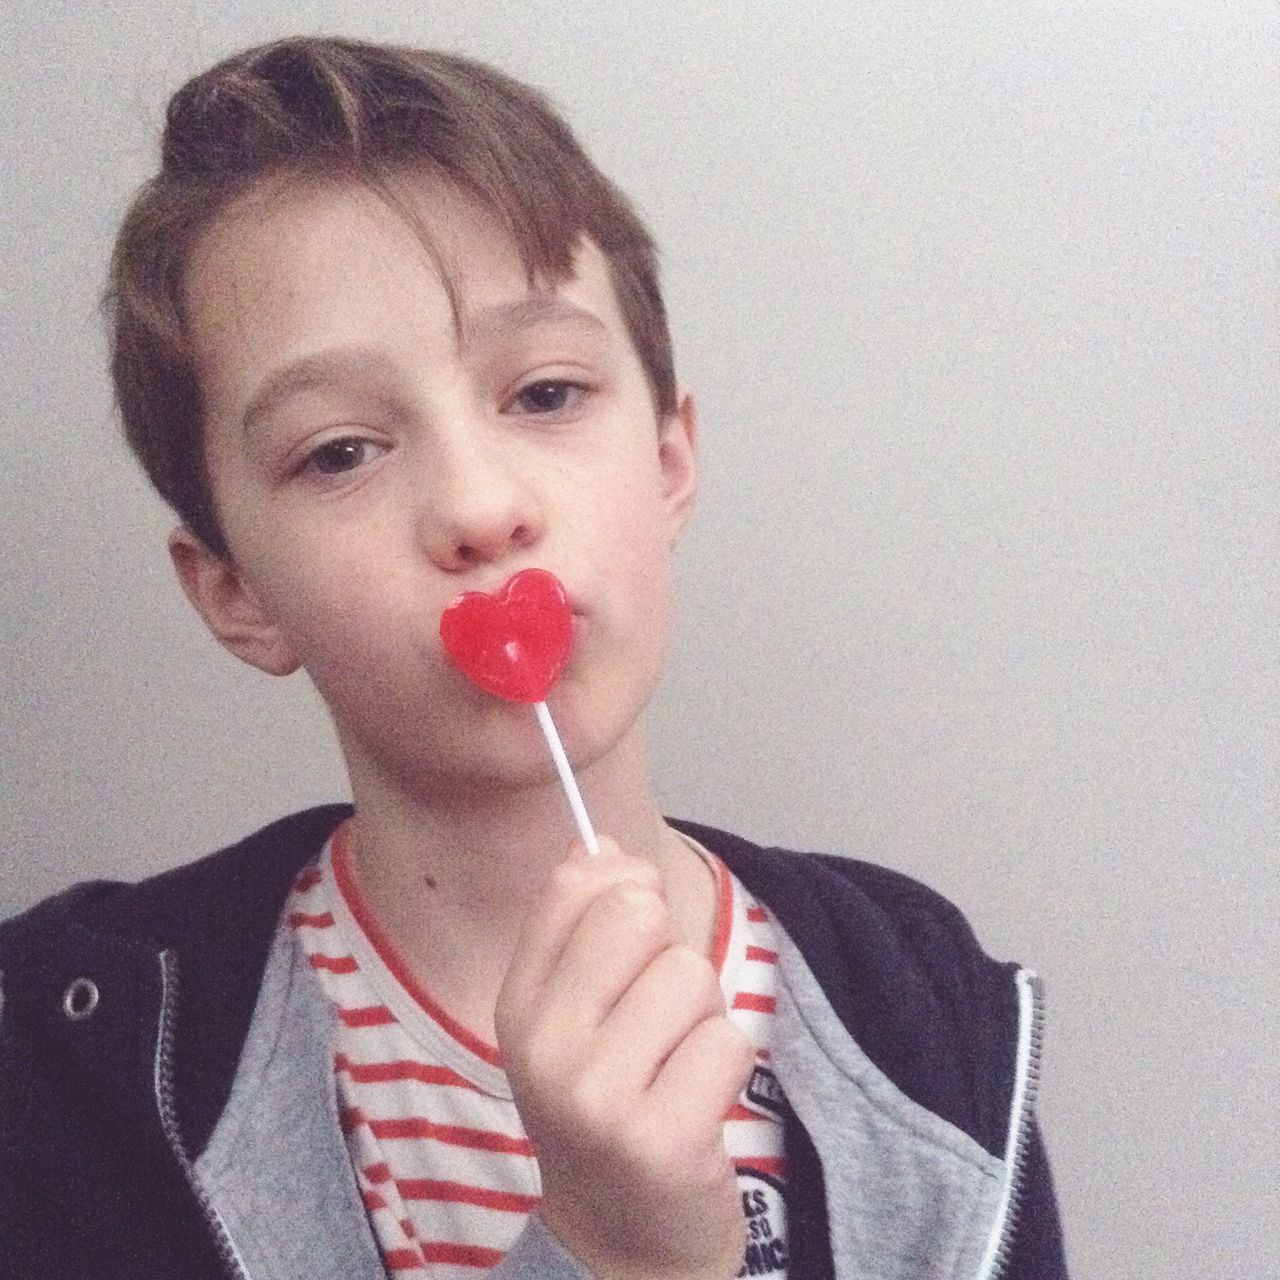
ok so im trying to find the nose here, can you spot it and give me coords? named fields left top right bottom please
left=415, top=433, right=544, bottom=573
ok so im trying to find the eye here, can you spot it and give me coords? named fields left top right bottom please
left=510, top=379, right=588, bottom=416
left=300, top=436, right=386, bottom=477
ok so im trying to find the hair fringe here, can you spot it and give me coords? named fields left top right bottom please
left=108, top=36, right=676, bottom=557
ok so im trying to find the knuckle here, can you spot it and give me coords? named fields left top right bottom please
left=591, top=834, right=624, bottom=860
left=607, top=880, right=667, bottom=926
left=565, top=1071, right=615, bottom=1136
left=591, top=883, right=670, bottom=951
left=707, top=1007, right=746, bottom=1044
left=724, top=1020, right=757, bottom=1070
left=549, top=858, right=592, bottom=898
left=615, top=1112, right=666, bottom=1176
left=549, top=852, right=665, bottom=908
left=709, top=1017, right=757, bottom=1085
left=626, top=859, right=665, bottom=895
left=665, top=944, right=721, bottom=1004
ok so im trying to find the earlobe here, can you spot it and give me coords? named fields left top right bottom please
left=658, top=389, right=699, bottom=543
left=168, top=528, right=301, bottom=677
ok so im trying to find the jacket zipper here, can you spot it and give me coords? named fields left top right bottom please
left=153, top=949, right=255, bottom=1280
left=975, top=967, right=1046, bottom=1280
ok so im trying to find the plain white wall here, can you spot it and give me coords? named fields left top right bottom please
left=3, top=3, right=1276, bottom=1277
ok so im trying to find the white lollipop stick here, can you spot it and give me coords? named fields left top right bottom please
left=533, top=700, right=599, bottom=855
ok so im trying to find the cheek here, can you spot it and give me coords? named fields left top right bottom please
left=588, top=501, right=672, bottom=603
left=586, top=443, right=674, bottom=548
left=239, top=535, right=412, bottom=673
left=599, top=517, right=676, bottom=660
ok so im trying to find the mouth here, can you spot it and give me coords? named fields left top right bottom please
left=435, top=569, right=587, bottom=700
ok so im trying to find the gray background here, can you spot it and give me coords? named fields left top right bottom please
left=4, top=3, right=1276, bottom=1277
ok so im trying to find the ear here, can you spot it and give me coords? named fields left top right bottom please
left=657, top=388, right=699, bottom=545
left=168, top=528, right=301, bottom=677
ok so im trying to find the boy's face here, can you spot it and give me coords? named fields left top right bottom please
left=173, top=173, right=696, bottom=799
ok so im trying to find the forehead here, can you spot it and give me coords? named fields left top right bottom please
left=182, top=172, right=627, bottom=395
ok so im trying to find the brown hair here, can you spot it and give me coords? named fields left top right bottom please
left=106, top=36, right=676, bottom=558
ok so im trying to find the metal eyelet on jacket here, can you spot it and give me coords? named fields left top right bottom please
left=62, top=977, right=99, bottom=1020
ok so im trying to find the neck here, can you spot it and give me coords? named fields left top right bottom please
left=334, top=715, right=714, bottom=1041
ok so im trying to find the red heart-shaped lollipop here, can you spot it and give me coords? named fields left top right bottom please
left=439, top=568, right=574, bottom=703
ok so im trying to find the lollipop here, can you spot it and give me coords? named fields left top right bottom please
left=440, top=568, right=600, bottom=854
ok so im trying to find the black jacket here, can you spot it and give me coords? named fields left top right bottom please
left=0, top=806, right=1068, bottom=1278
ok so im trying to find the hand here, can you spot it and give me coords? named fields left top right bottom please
left=495, top=837, right=756, bottom=1280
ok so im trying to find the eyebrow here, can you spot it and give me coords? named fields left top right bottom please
left=240, top=347, right=399, bottom=438
left=461, top=294, right=610, bottom=344
left=239, top=298, right=610, bottom=437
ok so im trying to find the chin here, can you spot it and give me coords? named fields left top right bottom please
left=351, top=662, right=654, bottom=801
left=435, top=701, right=585, bottom=791
left=547, top=680, right=650, bottom=776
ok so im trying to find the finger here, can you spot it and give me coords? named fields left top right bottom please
left=533, top=879, right=676, bottom=1045
left=496, top=838, right=664, bottom=1033
left=647, top=1014, right=757, bottom=1136
left=500, top=836, right=631, bottom=1002
left=584, top=943, right=725, bottom=1098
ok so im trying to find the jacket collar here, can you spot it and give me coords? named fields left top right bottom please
left=673, top=818, right=1021, bottom=1162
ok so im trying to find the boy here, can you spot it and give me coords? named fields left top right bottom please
left=0, top=36, right=1067, bottom=1280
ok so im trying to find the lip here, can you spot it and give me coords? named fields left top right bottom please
left=457, top=569, right=579, bottom=609
left=437, top=571, right=588, bottom=645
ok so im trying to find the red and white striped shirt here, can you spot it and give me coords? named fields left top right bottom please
left=285, top=823, right=789, bottom=1277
